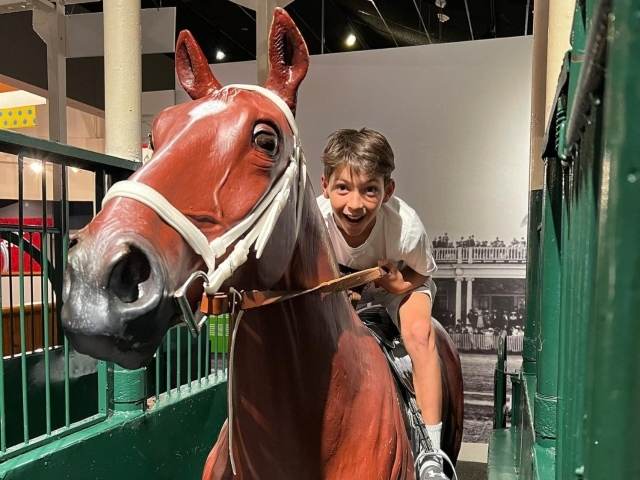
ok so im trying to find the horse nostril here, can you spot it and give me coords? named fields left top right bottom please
left=107, top=245, right=152, bottom=303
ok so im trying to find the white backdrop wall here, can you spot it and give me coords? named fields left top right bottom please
left=177, top=36, right=533, bottom=242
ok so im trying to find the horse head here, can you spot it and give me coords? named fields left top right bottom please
left=61, top=8, right=310, bottom=369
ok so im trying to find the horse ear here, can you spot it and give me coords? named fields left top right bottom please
left=265, top=8, right=309, bottom=115
left=176, top=30, right=222, bottom=100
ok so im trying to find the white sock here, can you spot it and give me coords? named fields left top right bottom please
left=425, top=422, right=442, bottom=451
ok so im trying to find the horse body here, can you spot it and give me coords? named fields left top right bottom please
left=60, top=8, right=463, bottom=479
left=203, top=191, right=414, bottom=479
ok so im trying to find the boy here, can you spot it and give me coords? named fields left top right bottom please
left=317, top=128, right=450, bottom=479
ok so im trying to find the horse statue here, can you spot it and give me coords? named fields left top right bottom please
left=61, top=8, right=463, bottom=479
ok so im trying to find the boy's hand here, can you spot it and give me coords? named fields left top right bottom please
left=375, top=260, right=408, bottom=294
left=375, top=260, right=429, bottom=295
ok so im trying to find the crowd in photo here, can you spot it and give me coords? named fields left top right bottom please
left=432, top=233, right=527, bottom=249
left=437, top=308, right=526, bottom=337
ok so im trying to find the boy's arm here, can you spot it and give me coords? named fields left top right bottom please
left=375, top=260, right=432, bottom=296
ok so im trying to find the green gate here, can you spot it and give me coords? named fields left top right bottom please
left=0, top=129, right=228, bottom=479
left=488, top=1, right=640, bottom=479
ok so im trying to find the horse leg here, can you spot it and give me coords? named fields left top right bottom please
left=202, top=420, right=234, bottom=480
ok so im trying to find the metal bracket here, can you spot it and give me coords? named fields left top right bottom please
left=174, top=270, right=209, bottom=338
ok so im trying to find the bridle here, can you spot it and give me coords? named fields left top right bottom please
left=102, top=84, right=307, bottom=337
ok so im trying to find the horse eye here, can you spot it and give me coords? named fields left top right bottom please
left=253, top=124, right=278, bottom=156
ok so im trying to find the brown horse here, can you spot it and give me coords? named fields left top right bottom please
left=61, top=8, right=463, bottom=479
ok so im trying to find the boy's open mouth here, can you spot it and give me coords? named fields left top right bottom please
left=343, top=214, right=365, bottom=224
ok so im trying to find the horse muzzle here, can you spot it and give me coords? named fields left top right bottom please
left=61, top=233, right=175, bottom=369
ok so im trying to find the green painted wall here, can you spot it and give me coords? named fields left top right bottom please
left=0, top=381, right=227, bottom=480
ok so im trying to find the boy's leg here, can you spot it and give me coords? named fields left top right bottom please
left=398, top=292, right=442, bottom=445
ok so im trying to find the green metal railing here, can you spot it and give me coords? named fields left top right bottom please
left=150, top=316, right=228, bottom=409
left=489, top=1, right=640, bottom=479
left=0, top=129, right=228, bottom=466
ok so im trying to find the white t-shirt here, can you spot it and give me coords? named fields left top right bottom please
left=316, top=195, right=437, bottom=277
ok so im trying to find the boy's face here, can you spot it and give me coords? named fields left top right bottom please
left=322, top=165, right=394, bottom=246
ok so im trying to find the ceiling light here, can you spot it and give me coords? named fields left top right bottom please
left=29, top=161, right=43, bottom=174
left=215, top=50, right=226, bottom=61
left=437, top=13, right=450, bottom=22
left=345, top=33, right=357, bottom=47
left=435, top=0, right=447, bottom=8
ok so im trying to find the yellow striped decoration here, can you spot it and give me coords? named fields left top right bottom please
left=0, top=105, right=37, bottom=129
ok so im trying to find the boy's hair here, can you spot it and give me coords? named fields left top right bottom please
left=322, top=128, right=395, bottom=183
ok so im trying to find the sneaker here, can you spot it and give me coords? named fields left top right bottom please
left=414, top=450, right=451, bottom=480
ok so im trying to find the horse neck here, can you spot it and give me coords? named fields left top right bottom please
left=233, top=184, right=361, bottom=387
left=230, top=190, right=371, bottom=471
left=266, top=185, right=357, bottom=338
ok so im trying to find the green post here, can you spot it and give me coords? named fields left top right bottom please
left=535, top=153, right=563, bottom=448
left=113, top=365, right=146, bottom=412
left=584, top=2, right=640, bottom=477
left=556, top=11, right=586, bottom=475
left=493, top=332, right=507, bottom=429
left=523, top=188, right=542, bottom=377
left=555, top=156, right=572, bottom=480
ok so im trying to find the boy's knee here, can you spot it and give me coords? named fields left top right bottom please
left=399, top=295, right=436, bottom=354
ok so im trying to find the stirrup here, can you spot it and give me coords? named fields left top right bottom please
left=415, top=448, right=458, bottom=480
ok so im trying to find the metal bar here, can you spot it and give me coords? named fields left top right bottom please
left=155, top=350, right=160, bottom=401
left=94, top=167, right=111, bottom=416
left=41, top=160, right=52, bottom=435
left=49, top=233, right=59, bottom=347
left=565, top=0, right=610, bottom=149
left=176, top=326, right=181, bottom=391
left=214, top=314, right=218, bottom=374
left=28, top=232, right=34, bottom=352
left=462, top=0, right=474, bottom=40
left=205, top=316, right=211, bottom=379
left=187, top=326, right=192, bottom=391
left=410, top=0, right=432, bottom=43
left=0, top=248, right=5, bottom=451
left=166, top=329, right=171, bottom=396
left=369, top=0, right=398, bottom=47
left=223, top=314, right=228, bottom=375
left=197, top=320, right=202, bottom=384
left=8, top=230, right=14, bottom=357
left=0, top=129, right=139, bottom=174
left=321, top=0, right=325, bottom=54
left=61, top=165, right=70, bottom=428
left=18, top=155, right=30, bottom=443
